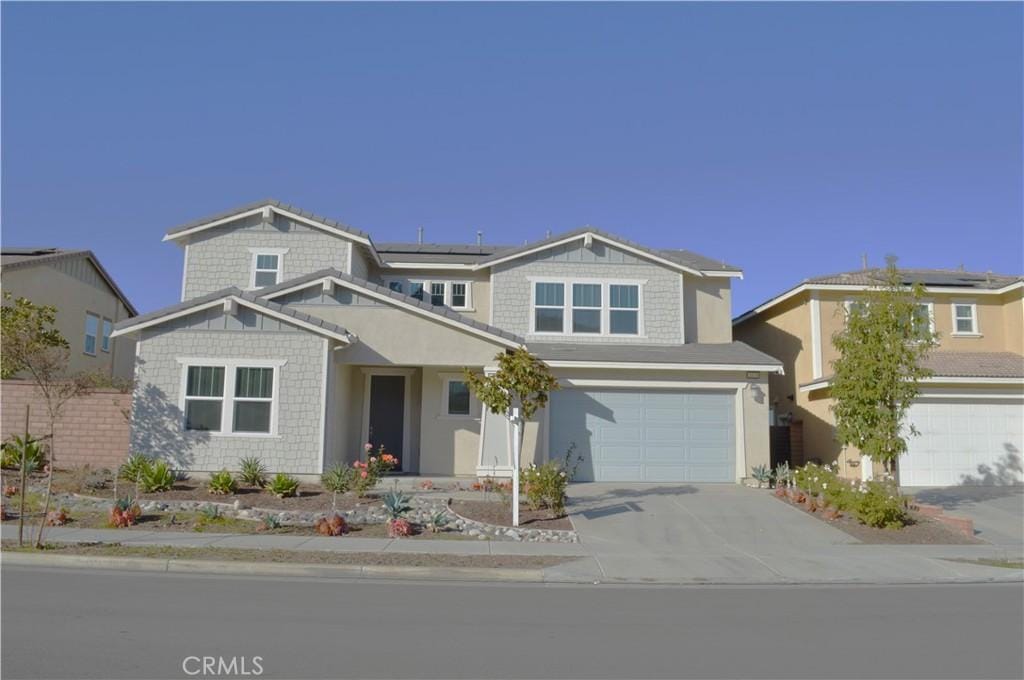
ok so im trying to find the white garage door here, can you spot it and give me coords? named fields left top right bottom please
left=548, top=389, right=736, bottom=482
left=899, top=400, right=1024, bottom=487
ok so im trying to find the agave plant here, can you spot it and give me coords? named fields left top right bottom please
left=139, top=460, right=175, bottom=493
left=774, top=462, right=791, bottom=488
left=426, top=509, right=449, bottom=533
left=109, top=496, right=141, bottom=528
left=267, top=473, right=300, bottom=498
left=238, top=456, right=268, bottom=488
left=1, top=435, right=46, bottom=472
left=118, top=454, right=152, bottom=484
left=207, top=470, right=237, bottom=495
left=199, top=504, right=221, bottom=521
left=381, top=488, right=413, bottom=520
left=261, top=514, right=282, bottom=530
left=321, top=464, right=355, bottom=511
left=751, top=464, right=772, bottom=488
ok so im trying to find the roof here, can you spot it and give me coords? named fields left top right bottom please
left=163, top=199, right=371, bottom=241
left=800, top=351, right=1024, bottom=389
left=376, top=242, right=514, bottom=265
left=528, top=341, right=784, bottom=371
left=257, top=268, right=525, bottom=346
left=735, top=268, right=1024, bottom=324
left=1, top=247, right=138, bottom=316
left=112, top=287, right=352, bottom=342
left=472, top=226, right=742, bottom=275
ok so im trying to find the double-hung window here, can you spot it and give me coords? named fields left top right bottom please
left=84, top=313, right=99, bottom=355
left=182, top=362, right=279, bottom=435
left=572, top=284, right=602, bottom=333
left=953, top=302, right=978, bottom=335
left=609, top=285, right=640, bottom=334
left=534, top=282, right=565, bottom=332
left=386, top=279, right=471, bottom=309
left=430, top=282, right=446, bottom=306
left=101, top=318, right=113, bottom=353
left=249, top=248, right=287, bottom=288
left=451, top=283, right=468, bottom=308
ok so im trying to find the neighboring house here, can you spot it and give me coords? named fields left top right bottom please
left=733, top=268, right=1024, bottom=487
left=1, top=247, right=138, bottom=379
left=112, top=199, right=781, bottom=482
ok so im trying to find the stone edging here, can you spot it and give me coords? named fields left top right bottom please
left=445, top=501, right=579, bottom=543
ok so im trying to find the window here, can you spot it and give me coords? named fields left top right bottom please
left=609, top=284, right=639, bottom=335
left=409, top=282, right=425, bottom=301
left=953, top=303, right=978, bottom=334
left=184, top=366, right=225, bottom=431
left=844, top=299, right=868, bottom=317
left=572, top=283, right=602, bottom=333
left=388, top=281, right=403, bottom=293
left=101, top=318, right=113, bottom=353
left=252, top=254, right=280, bottom=287
left=911, top=303, right=934, bottom=340
left=534, top=282, right=565, bottom=332
left=445, top=379, right=471, bottom=416
left=84, top=313, right=99, bottom=355
left=233, top=367, right=274, bottom=433
left=181, top=362, right=280, bottom=435
left=430, top=282, right=446, bottom=306
left=451, top=283, right=467, bottom=309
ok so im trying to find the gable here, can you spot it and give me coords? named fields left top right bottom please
left=272, top=285, right=384, bottom=307
left=513, top=239, right=648, bottom=266
left=143, top=306, right=306, bottom=336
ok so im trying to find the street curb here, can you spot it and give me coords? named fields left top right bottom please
left=0, top=551, right=548, bottom=583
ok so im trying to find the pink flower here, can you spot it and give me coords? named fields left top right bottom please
left=369, top=456, right=377, bottom=463
left=364, top=443, right=373, bottom=452
left=360, top=471, right=368, bottom=479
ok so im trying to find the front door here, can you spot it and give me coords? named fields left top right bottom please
left=368, top=374, right=405, bottom=470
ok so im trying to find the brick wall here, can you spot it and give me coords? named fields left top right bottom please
left=0, top=380, right=131, bottom=470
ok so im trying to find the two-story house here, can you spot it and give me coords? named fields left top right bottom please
left=733, top=268, right=1024, bottom=487
left=1, top=247, right=137, bottom=379
left=113, top=200, right=782, bottom=482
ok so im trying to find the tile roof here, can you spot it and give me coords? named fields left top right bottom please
left=528, top=341, right=783, bottom=368
left=113, top=287, right=351, bottom=340
left=807, top=268, right=1022, bottom=290
left=1, top=247, right=138, bottom=316
left=256, top=269, right=525, bottom=345
left=800, top=351, right=1024, bottom=388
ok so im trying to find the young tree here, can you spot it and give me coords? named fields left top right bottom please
left=830, top=258, right=938, bottom=479
left=464, top=348, right=559, bottom=526
left=1, top=293, right=88, bottom=546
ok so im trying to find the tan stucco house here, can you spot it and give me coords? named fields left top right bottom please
left=733, top=268, right=1024, bottom=487
left=113, top=199, right=781, bottom=482
left=1, top=247, right=137, bottom=379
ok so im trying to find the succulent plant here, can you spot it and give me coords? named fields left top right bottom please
left=46, top=508, right=69, bottom=526
left=261, top=514, right=282, bottom=530
left=207, top=470, right=237, bottom=495
left=751, top=464, right=772, bottom=487
left=381, top=488, right=413, bottom=520
left=387, top=517, right=413, bottom=538
left=774, top=462, right=791, bottom=487
left=267, top=473, right=300, bottom=498
left=238, top=456, right=268, bottom=488
left=426, top=509, right=449, bottom=533
left=139, top=460, right=176, bottom=493
left=109, top=496, right=140, bottom=528
left=118, top=453, right=152, bottom=483
left=315, top=513, right=347, bottom=536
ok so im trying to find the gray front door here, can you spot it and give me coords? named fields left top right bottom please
left=549, top=389, right=735, bottom=482
left=368, top=375, right=405, bottom=470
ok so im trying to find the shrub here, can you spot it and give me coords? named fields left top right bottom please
left=387, top=517, right=412, bottom=538
left=854, top=481, right=910, bottom=529
left=267, top=473, right=300, bottom=498
left=315, top=513, right=347, bottom=536
left=109, top=497, right=141, bottom=528
left=207, top=470, right=237, bottom=495
left=2, top=435, right=46, bottom=472
left=382, top=488, right=413, bottom=520
left=139, top=460, right=175, bottom=493
left=238, top=456, right=268, bottom=487
left=322, top=464, right=355, bottom=495
left=119, top=454, right=152, bottom=484
left=351, top=447, right=398, bottom=496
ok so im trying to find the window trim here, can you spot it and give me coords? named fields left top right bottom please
left=440, top=373, right=477, bottom=419
left=176, top=358, right=286, bottom=437
left=382, top=278, right=474, bottom=310
left=528, top=277, right=646, bottom=337
left=247, top=247, right=289, bottom=289
left=950, top=300, right=981, bottom=336
left=84, top=312, right=100, bottom=356
left=844, top=298, right=937, bottom=338
left=100, top=317, right=113, bottom=353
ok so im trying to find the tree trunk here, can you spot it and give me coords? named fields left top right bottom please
left=34, top=420, right=56, bottom=548
left=17, top=405, right=29, bottom=546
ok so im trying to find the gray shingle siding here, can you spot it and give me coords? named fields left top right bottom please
left=183, top=213, right=351, bottom=299
left=131, top=329, right=326, bottom=474
left=491, top=242, right=682, bottom=344
left=273, top=286, right=383, bottom=307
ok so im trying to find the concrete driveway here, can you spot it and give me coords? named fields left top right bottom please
left=911, top=485, right=1024, bottom=546
left=553, top=483, right=1022, bottom=584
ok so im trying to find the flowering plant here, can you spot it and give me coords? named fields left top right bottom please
left=351, top=445, right=398, bottom=496
left=519, top=443, right=581, bottom=517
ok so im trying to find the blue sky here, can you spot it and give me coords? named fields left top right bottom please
left=2, top=2, right=1021, bottom=317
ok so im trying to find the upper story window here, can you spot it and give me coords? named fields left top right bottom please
left=383, top=279, right=472, bottom=310
left=532, top=279, right=643, bottom=336
left=911, top=302, right=935, bottom=340
left=101, top=318, right=113, bottom=353
left=182, top=361, right=280, bottom=435
left=84, top=313, right=99, bottom=355
left=952, top=302, right=979, bottom=335
left=249, top=248, right=288, bottom=288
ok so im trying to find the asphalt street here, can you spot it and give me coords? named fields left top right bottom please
left=2, top=566, right=1022, bottom=679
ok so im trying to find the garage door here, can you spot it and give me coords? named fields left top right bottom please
left=899, top=400, right=1024, bottom=487
left=549, top=389, right=735, bottom=482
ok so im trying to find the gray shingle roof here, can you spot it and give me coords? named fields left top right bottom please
left=113, top=286, right=352, bottom=340
left=800, top=351, right=1024, bottom=388
left=472, top=226, right=741, bottom=273
left=528, top=341, right=783, bottom=368
left=376, top=242, right=514, bottom=265
left=1, top=247, right=138, bottom=316
left=257, top=269, right=524, bottom=345
left=164, top=199, right=370, bottom=240
left=807, top=268, right=1022, bottom=290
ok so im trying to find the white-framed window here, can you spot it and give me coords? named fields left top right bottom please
left=383, top=279, right=473, bottom=310
left=533, top=282, right=565, bottom=333
left=440, top=374, right=475, bottom=418
left=911, top=301, right=935, bottom=340
left=530, top=279, right=644, bottom=336
left=179, top=359, right=284, bottom=436
left=248, top=248, right=288, bottom=288
left=84, top=312, right=99, bottom=355
left=101, top=318, right=113, bottom=353
left=952, top=301, right=979, bottom=335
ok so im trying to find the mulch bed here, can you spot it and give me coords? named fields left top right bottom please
left=773, top=493, right=981, bottom=545
left=450, top=499, right=574, bottom=531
